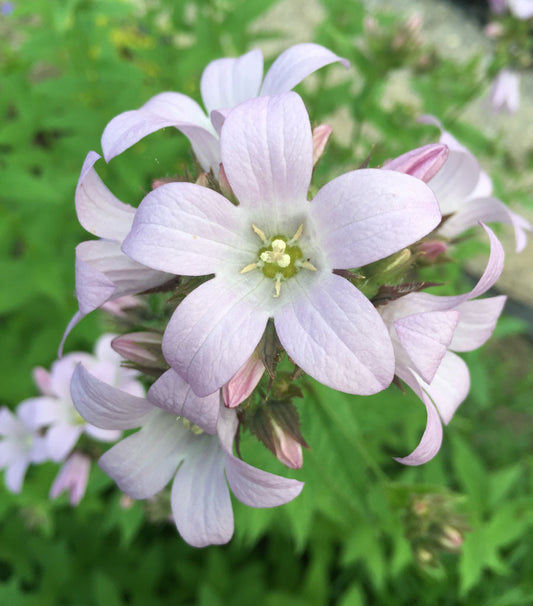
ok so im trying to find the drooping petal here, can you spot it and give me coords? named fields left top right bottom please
left=450, top=296, right=506, bottom=352
left=201, top=49, right=264, bottom=115
left=101, top=92, right=215, bottom=163
left=5, top=459, right=30, bottom=493
left=260, top=43, right=349, bottom=96
left=99, top=410, right=192, bottom=499
left=75, top=151, right=135, bottom=241
left=76, top=240, right=171, bottom=315
left=148, top=369, right=219, bottom=435
left=220, top=93, right=313, bottom=229
left=122, top=183, right=249, bottom=276
left=310, top=169, right=441, bottom=269
left=394, top=369, right=444, bottom=466
left=71, top=364, right=153, bottom=430
left=45, top=424, right=84, bottom=462
left=274, top=273, right=394, bottom=395
left=383, top=143, right=449, bottom=183
left=162, top=275, right=270, bottom=397
left=394, top=310, right=460, bottom=384
left=171, top=434, right=234, bottom=547
left=438, top=197, right=531, bottom=253
left=417, top=351, right=470, bottom=425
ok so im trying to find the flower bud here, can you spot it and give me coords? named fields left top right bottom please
left=383, top=143, right=449, bottom=183
left=312, top=124, right=332, bottom=168
left=49, top=453, right=91, bottom=506
left=218, top=163, right=236, bottom=201
left=418, top=239, right=448, bottom=262
left=222, top=355, right=265, bottom=408
left=271, top=421, right=304, bottom=469
left=101, top=295, right=147, bottom=319
left=439, top=525, right=464, bottom=551
left=111, top=332, right=166, bottom=371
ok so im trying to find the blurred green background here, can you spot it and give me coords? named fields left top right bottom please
left=1, top=0, right=533, bottom=604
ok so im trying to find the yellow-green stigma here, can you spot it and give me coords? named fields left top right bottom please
left=240, top=223, right=317, bottom=297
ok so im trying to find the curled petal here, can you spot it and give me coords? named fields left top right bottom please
left=450, top=296, right=506, bottom=352
left=383, top=143, right=449, bottom=183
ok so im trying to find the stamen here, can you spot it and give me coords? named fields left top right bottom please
left=289, top=223, right=304, bottom=244
left=240, top=263, right=258, bottom=274
left=252, top=224, right=267, bottom=243
left=273, top=276, right=282, bottom=298
left=299, top=260, right=317, bottom=272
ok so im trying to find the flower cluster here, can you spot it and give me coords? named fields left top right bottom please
left=5, top=43, right=530, bottom=547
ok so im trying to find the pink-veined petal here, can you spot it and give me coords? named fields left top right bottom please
left=99, top=409, right=192, bottom=499
left=225, top=454, right=304, bottom=507
left=122, top=183, right=248, bottom=276
left=148, top=369, right=219, bottom=435
left=171, top=434, right=233, bottom=547
left=220, top=93, right=313, bottom=227
left=201, top=49, right=263, bottom=115
left=310, top=169, right=440, bottom=269
left=274, top=273, right=394, bottom=395
left=162, top=276, right=270, bottom=397
left=260, top=43, right=349, bottom=95
left=75, top=151, right=135, bottom=241
left=71, top=364, right=153, bottom=430
left=394, top=369, right=444, bottom=465
left=450, top=296, right=506, bottom=352
left=383, top=143, right=449, bottom=183
left=394, top=310, right=460, bottom=384
left=101, top=92, right=214, bottom=163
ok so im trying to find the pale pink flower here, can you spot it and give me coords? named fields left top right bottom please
left=379, top=225, right=506, bottom=464
left=101, top=44, right=349, bottom=174
left=490, top=69, right=520, bottom=114
left=71, top=364, right=303, bottom=547
left=122, top=93, right=441, bottom=397
left=49, top=452, right=91, bottom=505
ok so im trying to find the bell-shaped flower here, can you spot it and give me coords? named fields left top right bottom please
left=22, top=334, right=144, bottom=462
left=49, top=452, right=91, bottom=506
left=101, top=43, right=349, bottom=174
left=490, top=69, right=520, bottom=114
left=418, top=116, right=532, bottom=252
left=0, top=406, right=48, bottom=493
left=122, top=92, right=441, bottom=397
left=379, top=225, right=506, bottom=464
left=70, top=364, right=304, bottom=548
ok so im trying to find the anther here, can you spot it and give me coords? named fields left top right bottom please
left=288, top=223, right=304, bottom=244
left=252, top=224, right=267, bottom=243
left=240, top=263, right=258, bottom=274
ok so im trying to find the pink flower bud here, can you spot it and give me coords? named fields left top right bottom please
left=32, top=366, right=53, bottom=396
left=49, top=453, right=91, bottom=506
left=100, top=295, right=146, bottom=319
left=195, top=172, right=210, bottom=187
left=111, top=332, right=164, bottom=368
left=384, top=143, right=449, bottom=183
left=312, top=124, right=332, bottom=167
left=418, top=239, right=448, bottom=261
left=439, top=525, right=464, bottom=551
left=272, top=422, right=303, bottom=469
left=222, top=356, right=265, bottom=408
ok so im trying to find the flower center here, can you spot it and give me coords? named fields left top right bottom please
left=240, top=223, right=317, bottom=297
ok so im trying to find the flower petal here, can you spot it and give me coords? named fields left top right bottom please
left=162, top=276, right=270, bottom=397
left=274, top=273, right=394, bottom=395
left=46, top=424, right=83, bottom=462
left=99, top=409, right=191, bottom=499
left=201, top=49, right=263, bottom=115
left=171, top=434, right=234, bottom=547
left=76, top=151, right=135, bottom=241
left=17, top=397, right=63, bottom=430
left=148, top=369, right=219, bottom=435
left=310, top=169, right=440, bottom=268
left=225, top=453, right=304, bottom=507
left=101, top=92, right=215, bottom=164
left=122, top=183, right=248, bottom=276
left=450, top=296, right=506, bottom=352
left=394, top=310, right=460, bottom=384
left=260, top=43, right=349, bottom=95
left=220, top=93, right=313, bottom=227
left=71, top=364, right=153, bottom=430
left=5, top=458, right=30, bottom=493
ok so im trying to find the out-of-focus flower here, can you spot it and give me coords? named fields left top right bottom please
left=71, top=364, right=303, bottom=547
left=101, top=44, right=349, bottom=174
left=23, top=334, right=144, bottom=462
left=489, top=0, right=507, bottom=14
left=0, top=407, right=47, bottom=493
left=49, top=452, right=91, bottom=505
left=490, top=69, right=520, bottom=114
left=122, top=93, right=441, bottom=397
left=379, top=225, right=506, bottom=464
left=507, top=0, right=533, bottom=19
left=0, top=2, right=14, bottom=16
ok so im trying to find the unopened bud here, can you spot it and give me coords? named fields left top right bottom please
left=222, top=355, right=265, bottom=408
left=33, top=366, right=53, bottom=396
left=312, top=124, right=332, bottom=168
left=272, top=421, right=303, bottom=469
left=439, top=525, right=463, bottom=551
left=218, top=163, right=236, bottom=201
left=111, top=332, right=165, bottom=370
left=418, top=239, right=448, bottom=261
left=101, top=295, right=147, bottom=319
left=383, top=143, right=449, bottom=183
left=49, top=453, right=91, bottom=506
left=416, top=547, right=435, bottom=566
left=195, top=172, right=210, bottom=187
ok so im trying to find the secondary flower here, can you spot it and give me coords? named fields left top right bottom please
left=22, top=334, right=144, bottom=462
left=490, top=0, right=533, bottom=18
left=489, top=69, right=520, bottom=114
left=379, top=225, right=506, bottom=464
left=101, top=43, right=349, bottom=173
left=71, top=364, right=303, bottom=547
left=122, top=92, right=441, bottom=397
